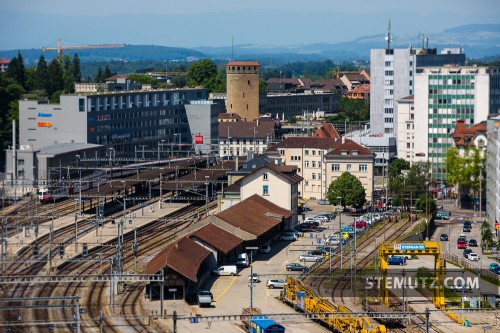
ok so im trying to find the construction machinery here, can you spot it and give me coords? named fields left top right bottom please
left=41, top=39, right=124, bottom=58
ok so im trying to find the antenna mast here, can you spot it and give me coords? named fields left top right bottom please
left=385, top=19, right=392, bottom=49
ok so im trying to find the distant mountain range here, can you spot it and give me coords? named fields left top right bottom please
left=1, top=23, right=498, bottom=66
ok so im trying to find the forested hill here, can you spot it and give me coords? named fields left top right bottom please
left=0, top=45, right=207, bottom=66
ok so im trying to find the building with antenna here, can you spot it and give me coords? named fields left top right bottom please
left=370, top=22, right=466, bottom=138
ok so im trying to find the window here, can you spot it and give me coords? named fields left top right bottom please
left=359, top=164, right=367, bottom=172
left=263, top=173, right=268, bottom=180
left=407, top=143, right=411, bottom=148
left=332, top=164, right=340, bottom=171
left=263, top=185, right=269, bottom=195
left=312, top=161, right=316, bottom=168
left=312, top=150, right=316, bottom=155
left=304, top=149, right=309, bottom=155
left=312, top=173, right=316, bottom=180
left=347, top=164, right=352, bottom=171
left=79, top=98, right=85, bottom=112
left=18, top=159, right=25, bottom=166
left=305, top=161, right=309, bottom=168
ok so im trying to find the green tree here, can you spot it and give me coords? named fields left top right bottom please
left=0, top=74, right=23, bottom=164
left=62, top=55, right=75, bottom=93
left=6, top=51, right=26, bottom=88
left=34, top=55, right=49, bottom=91
left=445, top=147, right=486, bottom=200
left=127, top=73, right=158, bottom=86
left=326, top=172, right=366, bottom=208
left=186, top=59, right=224, bottom=92
left=46, top=58, right=64, bottom=98
left=95, top=66, right=103, bottom=83
left=415, top=194, right=437, bottom=215
left=72, top=54, right=81, bottom=82
left=388, top=158, right=410, bottom=180
left=104, top=65, right=112, bottom=80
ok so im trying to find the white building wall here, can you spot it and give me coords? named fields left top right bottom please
left=396, top=99, right=415, bottom=163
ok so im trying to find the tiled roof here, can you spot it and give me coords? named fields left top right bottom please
left=400, top=95, right=414, bottom=100
left=313, top=123, right=341, bottom=139
left=219, top=120, right=276, bottom=139
left=268, top=137, right=340, bottom=150
left=237, top=162, right=302, bottom=185
left=324, top=139, right=374, bottom=157
left=189, top=224, right=244, bottom=254
left=227, top=61, right=260, bottom=66
left=144, top=237, right=212, bottom=282
left=349, top=83, right=370, bottom=94
left=266, top=78, right=313, bottom=87
left=342, top=73, right=370, bottom=82
left=216, top=194, right=292, bottom=236
left=0, top=58, right=10, bottom=64
left=452, top=119, right=487, bottom=147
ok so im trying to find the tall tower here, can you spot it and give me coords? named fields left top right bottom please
left=226, top=61, right=260, bottom=121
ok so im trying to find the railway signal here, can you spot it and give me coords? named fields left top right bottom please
left=33, top=245, right=39, bottom=256
left=82, top=243, right=88, bottom=257
left=59, top=244, right=65, bottom=257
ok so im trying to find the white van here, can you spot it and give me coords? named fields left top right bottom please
left=236, top=253, right=249, bottom=267
left=211, top=265, right=237, bottom=276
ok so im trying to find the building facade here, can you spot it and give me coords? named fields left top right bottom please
left=263, top=92, right=339, bottom=119
left=413, top=66, right=500, bottom=181
left=226, top=61, right=260, bottom=121
left=370, top=47, right=465, bottom=137
left=486, top=115, right=500, bottom=229
left=396, top=96, right=415, bottom=162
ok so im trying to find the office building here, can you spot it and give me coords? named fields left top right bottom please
left=486, top=115, right=500, bottom=229
left=413, top=66, right=500, bottom=181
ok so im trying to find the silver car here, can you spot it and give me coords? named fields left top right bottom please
left=266, top=279, right=286, bottom=289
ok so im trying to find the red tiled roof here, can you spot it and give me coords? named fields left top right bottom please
left=0, top=58, right=10, bottom=64
left=268, top=137, right=339, bottom=150
left=216, top=194, right=292, bottom=236
left=324, top=139, right=373, bottom=157
left=144, top=237, right=212, bottom=282
left=452, top=119, right=487, bottom=147
left=189, top=224, right=244, bottom=254
left=227, top=61, right=260, bottom=66
left=313, top=123, right=341, bottom=139
left=105, top=74, right=128, bottom=81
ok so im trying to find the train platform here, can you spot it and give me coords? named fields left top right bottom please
left=54, top=201, right=189, bottom=267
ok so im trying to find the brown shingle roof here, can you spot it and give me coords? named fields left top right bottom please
left=268, top=137, right=339, bottom=150
left=144, top=237, right=212, bottom=282
left=218, top=113, right=242, bottom=121
left=216, top=194, right=292, bottom=236
left=189, top=224, right=244, bottom=254
left=219, top=120, right=275, bottom=139
left=452, top=119, right=487, bottom=147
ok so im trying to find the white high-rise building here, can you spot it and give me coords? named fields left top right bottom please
left=370, top=24, right=465, bottom=138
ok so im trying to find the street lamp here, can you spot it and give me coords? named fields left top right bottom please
left=246, top=246, right=258, bottom=328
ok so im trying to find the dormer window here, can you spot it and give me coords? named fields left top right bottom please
left=341, top=150, right=348, bottom=155
left=352, top=150, right=359, bottom=155
left=477, top=139, right=485, bottom=147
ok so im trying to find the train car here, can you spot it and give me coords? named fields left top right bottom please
left=39, top=187, right=74, bottom=203
left=250, top=315, right=285, bottom=333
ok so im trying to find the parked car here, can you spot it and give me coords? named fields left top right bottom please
left=197, top=290, right=213, bottom=307
left=279, top=233, right=297, bottom=241
left=467, top=253, right=479, bottom=261
left=463, top=249, right=473, bottom=258
left=266, top=279, right=286, bottom=289
left=468, top=239, right=477, bottom=247
left=440, top=233, right=449, bottom=241
left=388, top=256, right=405, bottom=266
left=489, top=263, right=499, bottom=272
left=313, top=216, right=328, bottom=223
left=286, top=229, right=304, bottom=237
left=325, top=236, right=341, bottom=245
left=307, top=249, right=326, bottom=256
left=258, top=245, right=271, bottom=254
left=248, top=273, right=260, bottom=283
left=317, top=213, right=335, bottom=221
left=299, top=253, right=322, bottom=262
left=286, top=263, right=308, bottom=271
left=350, top=220, right=367, bottom=228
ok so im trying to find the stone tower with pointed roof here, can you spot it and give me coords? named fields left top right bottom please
left=226, top=61, right=260, bottom=121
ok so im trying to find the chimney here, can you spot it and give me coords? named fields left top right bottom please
left=235, top=156, right=239, bottom=171
left=342, top=136, right=345, bottom=144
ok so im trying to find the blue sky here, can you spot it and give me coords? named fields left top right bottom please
left=1, top=0, right=498, bottom=50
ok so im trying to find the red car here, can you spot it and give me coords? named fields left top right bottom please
left=350, top=221, right=367, bottom=228
left=457, top=239, right=467, bottom=249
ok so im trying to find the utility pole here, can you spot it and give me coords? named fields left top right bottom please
left=205, top=176, right=209, bottom=216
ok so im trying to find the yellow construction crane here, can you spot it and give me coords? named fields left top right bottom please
left=41, top=39, right=125, bottom=58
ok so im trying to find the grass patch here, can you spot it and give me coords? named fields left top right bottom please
left=445, top=260, right=500, bottom=287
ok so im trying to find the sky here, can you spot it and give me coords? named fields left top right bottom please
left=0, top=0, right=499, bottom=50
